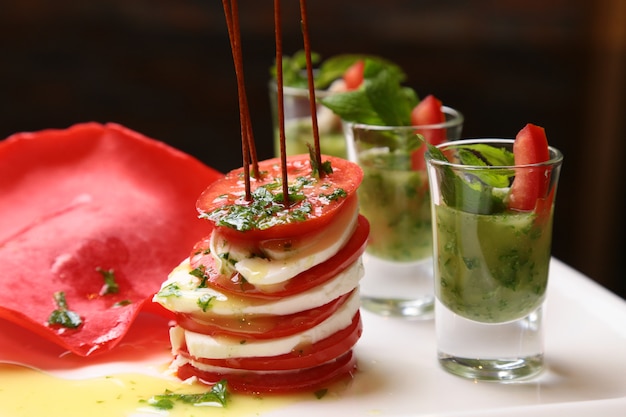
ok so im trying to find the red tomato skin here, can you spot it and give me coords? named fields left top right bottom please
left=508, top=123, right=551, bottom=211
left=178, top=311, right=362, bottom=371
left=196, top=155, right=363, bottom=241
left=189, top=214, right=369, bottom=299
left=343, top=59, right=365, bottom=90
left=410, top=94, right=446, bottom=170
left=177, top=350, right=357, bottom=394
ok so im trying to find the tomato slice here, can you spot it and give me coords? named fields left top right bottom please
left=196, top=155, right=363, bottom=241
left=410, top=94, right=446, bottom=170
left=179, top=311, right=362, bottom=372
left=175, top=291, right=353, bottom=340
left=508, top=123, right=551, bottom=211
left=178, top=350, right=357, bottom=394
left=189, top=214, right=369, bottom=299
left=343, top=59, right=365, bottom=90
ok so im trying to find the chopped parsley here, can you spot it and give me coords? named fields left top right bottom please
left=197, top=294, right=215, bottom=312
left=112, top=300, right=132, bottom=308
left=47, top=291, right=82, bottom=329
left=144, top=380, right=229, bottom=410
left=156, top=283, right=182, bottom=298
left=201, top=180, right=316, bottom=232
left=96, top=267, right=119, bottom=295
left=190, top=265, right=208, bottom=288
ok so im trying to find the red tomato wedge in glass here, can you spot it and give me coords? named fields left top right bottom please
left=508, top=123, right=551, bottom=211
left=196, top=154, right=363, bottom=242
left=0, top=123, right=222, bottom=356
left=410, top=94, right=446, bottom=170
left=343, top=59, right=365, bottom=91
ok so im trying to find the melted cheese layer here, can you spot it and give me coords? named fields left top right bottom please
left=154, top=258, right=363, bottom=317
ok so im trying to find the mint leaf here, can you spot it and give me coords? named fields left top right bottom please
left=362, top=60, right=417, bottom=125
left=270, top=51, right=405, bottom=90
left=426, top=144, right=507, bottom=215
left=321, top=59, right=417, bottom=126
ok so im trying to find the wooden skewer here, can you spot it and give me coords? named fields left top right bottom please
left=274, top=0, right=290, bottom=207
left=299, top=0, right=323, bottom=175
left=222, top=0, right=258, bottom=201
left=222, top=0, right=321, bottom=206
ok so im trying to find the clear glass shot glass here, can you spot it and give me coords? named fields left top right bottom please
left=344, top=107, right=463, bottom=319
left=268, top=81, right=347, bottom=158
left=425, top=138, right=563, bottom=380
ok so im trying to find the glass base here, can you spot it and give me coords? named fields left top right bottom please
left=438, top=353, right=543, bottom=381
left=435, top=299, right=544, bottom=381
left=359, top=254, right=434, bottom=319
left=361, top=295, right=434, bottom=319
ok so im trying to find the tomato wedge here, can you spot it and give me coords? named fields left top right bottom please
left=343, top=59, right=365, bottom=90
left=0, top=123, right=222, bottom=356
left=410, top=94, right=446, bottom=170
left=196, top=155, right=363, bottom=242
left=175, top=291, right=354, bottom=340
left=508, top=123, right=551, bottom=211
left=189, top=214, right=369, bottom=299
left=179, top=311, right=362, bottom=371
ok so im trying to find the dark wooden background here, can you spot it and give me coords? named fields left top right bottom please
left=1, top=0, right=624, bottom=298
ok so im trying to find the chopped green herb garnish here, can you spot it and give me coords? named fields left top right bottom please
left=112, top=300, right=132, bottom=308
left=319, top=188, right=347, bottom=202
left=96, top=267, right=119, bottom=296
left=144, top=380, right=229, bottom=410
left=197, top=294, right=215, bottom=312
left=307, top=144, right=334, bottom=178
left=47, top=291, right=82, bottom=329
left=202, top=179, right=322, bottom=232
left=156, top=283, right=182, bottom=298
left=190, top=265, right=209, bottom=288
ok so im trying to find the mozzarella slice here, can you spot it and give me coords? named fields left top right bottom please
left=171, top=290, right=360, bottom=360
left=153, top=257, right=363, bottom=317
left=209, top=196, right=359, bottom=287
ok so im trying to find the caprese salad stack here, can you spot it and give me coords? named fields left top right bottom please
left=153, top=154, right=369, bottom=394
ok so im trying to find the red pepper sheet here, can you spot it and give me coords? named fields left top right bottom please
left=0, top=123, right=222, bottom=356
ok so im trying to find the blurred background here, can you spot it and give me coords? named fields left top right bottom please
left=1, top=0, right=624, bottom=298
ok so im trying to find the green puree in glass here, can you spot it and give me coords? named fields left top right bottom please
left=434, top=204, right=552, bottom=323
left=274, top=118, right=347, bottom=158
left=358, top=149, right=432, bottom=262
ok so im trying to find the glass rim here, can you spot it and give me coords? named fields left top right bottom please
left=426, top=138, right=564, bottom=169
left=345, top=106, right=464, bottom=131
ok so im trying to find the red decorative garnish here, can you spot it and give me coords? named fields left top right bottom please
left=0, top=123, right=222, bottom=356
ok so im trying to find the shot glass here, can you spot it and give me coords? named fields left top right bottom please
left=425, top=138, right=563, bottom=380
left=269, top=81, right=347, bottom=158
left=344, top=107, right=463, bottom=319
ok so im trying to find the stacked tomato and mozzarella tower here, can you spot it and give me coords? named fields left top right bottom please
left=154, top=155, right=369, bottom=394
